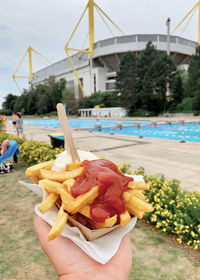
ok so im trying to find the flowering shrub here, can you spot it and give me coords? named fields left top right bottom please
left=0, top=120, right=3, bottom=131
left=0, top=132, right=64, bottom=164
left=134, top=167, right=200, bottom=250
left=118, top=162, right=132, bottom=174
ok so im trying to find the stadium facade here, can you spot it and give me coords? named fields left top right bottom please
left=31, top=34, right=197, bottom=98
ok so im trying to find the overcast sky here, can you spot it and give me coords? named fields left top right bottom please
left=0, top=0, right=198, bottom=108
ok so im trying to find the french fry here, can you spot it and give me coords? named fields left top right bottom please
left=39, top=179, right=75, bottom=213
left=59, top=188, right=74, bottom=212
left=120, top=210, right=131, bottom=226
left=47, top=205, right=68, bottom=241
left=128, top=181, right=150, bottom=190
left=38, top=193, right=59, bottom=214
left=67, top=162, right=80, bottom=171
left=39, top=179, right=62, bottom=194
left=39, top=167, right=84, bottom=183
left=79, top=205, right=91, bottom=219
left=25, top=160, right=54, bottom=177
left=123, top=192, right=154, bottom=212
left=30, top=176, right=39, bottom=184
left=126, top=204, right=144, bottom=219
left=26, top=154, right=155, bottom=241
left=127, top=189, right=146, bottom=201
left=68, top=186, right=98, bottom=214
left=63, top=178, right=75, bottom=192
left=90, top=215, right=117, bottom=229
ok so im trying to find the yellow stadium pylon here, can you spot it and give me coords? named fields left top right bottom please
left=170, top=1, right=200, bottom=45
left=65, top=0, right=125, bottom=97
left=13, top=46, right=52, bottom=93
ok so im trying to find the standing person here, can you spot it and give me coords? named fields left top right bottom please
left=16, top=113, right=24, bottom=137
left=1, top=114, right=7, bottom=131
left=12, top=113, right=17, bottom=130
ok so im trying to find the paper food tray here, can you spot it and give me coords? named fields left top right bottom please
left=68, top=216, right=120, bottom=241
left=19, top=174, right=142, bottom=263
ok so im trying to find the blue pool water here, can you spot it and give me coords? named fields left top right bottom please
left=13, top=118, right=144, bottom=129
left=96, top=122, right=200, bottom=143
left=9, top=119, right=200, bottom=142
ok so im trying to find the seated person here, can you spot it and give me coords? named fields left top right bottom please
left=0, top=139, right=19, bottom=163
left=0, top=140, right=10, bottom=155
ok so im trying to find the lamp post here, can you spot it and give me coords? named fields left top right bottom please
left=166, top=18, right=171, bottom=111
left=166, top=17, right=171, bottom=56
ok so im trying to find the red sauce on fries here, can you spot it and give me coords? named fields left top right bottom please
left=71, top=159, right=133, bottom=223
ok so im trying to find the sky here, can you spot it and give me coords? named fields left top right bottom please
left=0, top=0, right=199, bottom=108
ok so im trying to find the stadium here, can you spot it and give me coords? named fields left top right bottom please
left=31, top=33, right=197, bottom=98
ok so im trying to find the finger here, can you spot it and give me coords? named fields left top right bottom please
left=34, top=215, right=93, bottom=275
left=107, top=232, right=132, bottom=278
left=34, top=215, right=72, bottom=274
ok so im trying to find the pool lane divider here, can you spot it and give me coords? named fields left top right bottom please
left=108, top=123, right=187, bottom=143
left=180, top=123, right=186, bottom=143
left=79, top=122, right=189, bottom=143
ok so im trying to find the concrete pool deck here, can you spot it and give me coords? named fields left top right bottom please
left=6, top=120, right=200, bottom=192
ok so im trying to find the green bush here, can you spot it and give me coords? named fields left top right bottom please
left=46, top=111, right=58, bottom=117
left=193, top=111, right=200, bottom=116
left=0, top=132, right=64, bottom=164
left=175, top=97, right=194, bottom=113
left=134, top=167, right=200, bottom=250
left=128, top=110, right=156, bottom=117
left=0, top=109, right=12, bottom=115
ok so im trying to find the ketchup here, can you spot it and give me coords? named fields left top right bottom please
left=71, top=159, right=133, bottom=223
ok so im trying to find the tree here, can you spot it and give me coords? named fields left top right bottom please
left=49, top=77, right=67, bottom=111
left=179, top=70, right=189, bottom=97
left=2, top=94, right=18, bottom=111
left=169, top=73, right=184, bottom=110
left=62, top=88, right=78, bottom=115
left=13, top=92, right=28, bottom=114
left=115, top=51, right=137, bottom=110
left=37, top=93, right=49, bottom=115
left=185, top=46, right=200, bottom=110
left=137, top=42, right=176, bottom=114
left=78, top=91, right=120, bottom=109
left=101, top=91, right=120, bottom=107
left=27, top=89, right=38, bottom=114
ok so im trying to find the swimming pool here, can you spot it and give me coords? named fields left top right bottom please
left=12, top=118, right=147, bottom=129
left=95, top=122, right=200, bottom=143
left=8, top=119, right=200, bottom=142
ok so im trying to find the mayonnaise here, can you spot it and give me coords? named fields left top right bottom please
left=52, top=150, right=99, bottom=171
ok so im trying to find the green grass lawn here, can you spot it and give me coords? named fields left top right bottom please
left=0, top=159, right=199, bottom=280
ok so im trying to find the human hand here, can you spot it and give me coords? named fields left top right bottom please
left=34, top=215, right=132, bottom=280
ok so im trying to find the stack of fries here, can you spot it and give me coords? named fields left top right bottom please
left=26, top=157, right=154, bottom=241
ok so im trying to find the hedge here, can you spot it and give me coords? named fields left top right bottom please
left=134, top=167, right=200, bottom=250
left=0, top=132, right=64, bottom=164
left=1, top=132, right=200, bottom=249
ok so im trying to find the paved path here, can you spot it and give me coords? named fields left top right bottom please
left=6, top=121, right=200, bottom=192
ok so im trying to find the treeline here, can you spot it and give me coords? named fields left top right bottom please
left=115, top=42, right=200, bottom=116
left=2, top=77, right=78, bottom=116
left=2, top=42, right=200, bottom=116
